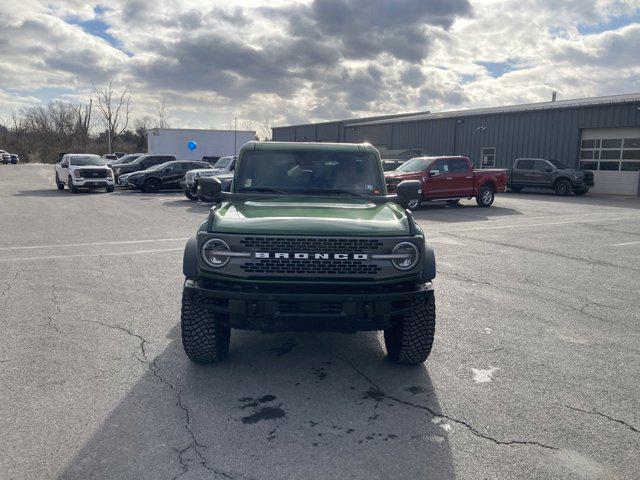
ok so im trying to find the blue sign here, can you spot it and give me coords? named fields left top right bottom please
left=187, top=140, right=197, bottom=151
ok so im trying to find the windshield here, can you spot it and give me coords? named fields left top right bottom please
left=69, top=155, right=105, bottom=166
left=548, top=159, right=567, bottom=169
left=144, top=162, right=171, bottom=172
left=397, top=157, right=433, bottom=173
left=214, top=157, right=233, bottom=169
left=113, top=154, right=140, bottom=165
left=235, top=150, right=384, bottom=195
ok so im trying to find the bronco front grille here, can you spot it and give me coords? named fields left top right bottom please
left=240, top=237, right=383, bottom=252
left=241, top=258, right=381, bottom=275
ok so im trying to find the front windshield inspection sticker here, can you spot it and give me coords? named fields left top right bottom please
left=244, top=179, right=253, bottom=187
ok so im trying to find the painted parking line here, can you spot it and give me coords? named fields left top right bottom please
left=0, top=237, right=189, bottom=251
left=612, top=240, right=640, bottom=246
left=0, top=248, right=183, bottom=262
left=451, top=216, right=640, bottom=232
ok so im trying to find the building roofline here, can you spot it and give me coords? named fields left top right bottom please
left=348, top=92, right=640, bottom=126
left=272, top=110, right=430, bottom=130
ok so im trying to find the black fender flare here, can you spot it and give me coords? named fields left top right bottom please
left=183, top=236, right=199, bottom=279
left=421, top=241, right=436, bottom=281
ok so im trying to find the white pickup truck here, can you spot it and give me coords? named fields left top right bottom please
left=55, top=154, right=115, bottom=193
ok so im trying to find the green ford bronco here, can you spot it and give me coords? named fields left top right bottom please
left=181, top=142, right=437, bottom=365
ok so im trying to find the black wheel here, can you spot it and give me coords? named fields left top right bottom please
left=68, top=176, right=78, bottom=193
left=446, top=199, right=460, bottom=206
left=55, top=173, right=64, bottom=190
left=106, top=186, right=115, bottom=193
left=384, top=290, right=436, bottom=365
left=181, top=288, right=230, bottom=363
left=184, top=190, right=198, bottom=201
left=142, top=178, right=161, bottom=193
left=509, top=185, right=523, bottom=193
left=554, top=179, right=571, bottom=196
left=475, top=185, right=495, bottom=207
left=574, top=188, right=589, bottom=196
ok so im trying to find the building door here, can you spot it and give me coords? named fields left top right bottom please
left=580, top=128, right=640, bottom=195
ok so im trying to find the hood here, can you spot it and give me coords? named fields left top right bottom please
left=385, top=171, right=423, bottom=181
left=209, top=196, right=411, bottom=236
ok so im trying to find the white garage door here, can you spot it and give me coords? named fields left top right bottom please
left=580, top=128, right=640, bottom=195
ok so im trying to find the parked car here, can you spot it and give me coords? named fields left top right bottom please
left=385, top=156, right=508, bottom=209
left=112, top=154, right=176, bottom=182
left=508, top=158, right=594, bottom=196
left=209, top=155, right=237, bottom=173
left=107, top=153, right=143, bottom=168
left=120, top=160, right=212, bottom=192
left=382, top=159, right=406, bottom=171
left=180, top=141, right=436, bottom=365
left=10, top=154, right=20, bottom=164
left=0, top=150, right=10, bottom=164
left=54, top=154, right=115, bottom=193
left=181, top=169, right=233, bottom=201
left=103, top=153, right=118, bottom=162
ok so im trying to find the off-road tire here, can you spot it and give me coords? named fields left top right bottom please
left=68, top=176, right=78, bottom=193
left=554, top=179, right=571, bottom=196
left=106, top=186, right=115, bottom=193
left=475, top=184, right=495, bottom=207
left=509, top=185, right=523, bottom=193
left=446, top=199, right=460, bottom=206
left=142, top=178, right=161, bottom=193
left=573, top=188, right=589, bottom=196
left=56, top=173, right=64, bottom=190
left=181, top=288, right=230, bottom=363
left=384, top=290, right=436, bottom=365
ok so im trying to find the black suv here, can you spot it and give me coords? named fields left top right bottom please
left=508, top=158, right=594, bottom=196
left=112, top=154, right=176, bottom=182
left=122, top=160, right=212, bottom=192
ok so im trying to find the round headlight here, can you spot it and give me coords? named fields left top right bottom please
left=201, top=238, right=231, bottom=268
left=391, top=242, right=419, bottom=270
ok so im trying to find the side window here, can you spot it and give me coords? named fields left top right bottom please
left=229, top=158, right=236, bottom=171
left=61, top=157, right=68, bottom=167
left=448, top=159, right=469, bottom=173
left=480, top=147, right=496, bottom=168
left=431, top=160, right=448, bottom=174
left=534, top=160, right=550, bottom=172
left=516, top=159, right=534, bottom=170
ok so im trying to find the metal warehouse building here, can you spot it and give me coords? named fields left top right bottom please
left=272, top=93, right=640, bottom=195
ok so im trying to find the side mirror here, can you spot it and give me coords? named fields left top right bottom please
left=197, top=176, right=222, bottom=202
left=397, top=180, right=421, bottom=209
left=429, top=170, right=440, bottom=177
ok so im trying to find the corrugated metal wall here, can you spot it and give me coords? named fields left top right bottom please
left=273, top=102, right=640, bottom=169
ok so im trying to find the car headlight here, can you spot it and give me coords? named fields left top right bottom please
left=391, top=242, right=419, bottom=270
left=107, top=169, right=114, bottom=178
left=201, top=238, right=231, bottom=268
left=573, top=173, right=583, bottom=180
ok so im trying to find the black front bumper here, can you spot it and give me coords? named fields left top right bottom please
left=184, top=278, right=432, bottom=332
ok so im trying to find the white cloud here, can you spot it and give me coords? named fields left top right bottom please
left=0, top=0, right=639, bottom=129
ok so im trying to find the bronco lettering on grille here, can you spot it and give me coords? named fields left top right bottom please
left=254, top=252, right=368, bottom=260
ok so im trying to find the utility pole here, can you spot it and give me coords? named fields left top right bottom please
left=234, top=116, right=237, bottom=155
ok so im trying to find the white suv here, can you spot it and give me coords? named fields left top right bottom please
left=55, top=154, right=115, bottom=193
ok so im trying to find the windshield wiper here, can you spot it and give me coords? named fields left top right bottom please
left=302, top=188, right=370, bottom=198
left=238, top=187, right=289, bottom=195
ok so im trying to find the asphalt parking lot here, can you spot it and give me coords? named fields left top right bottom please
left=1, top=163, right=639, bottom=480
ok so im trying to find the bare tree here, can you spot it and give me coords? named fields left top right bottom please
left=155, top=96, right=169, bottom=129
left=74, top=99, right=92, bottom=150
left=93, top=81, right=131, bottom=153
left=257, top=116, right=272, bottom=141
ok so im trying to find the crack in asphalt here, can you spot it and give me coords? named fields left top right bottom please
left=334, top=348, right=557, bottom=451
left=566, top=405, right=639, bottom=434
left=447, top=232, right=640, bottom=273
left=43, top=284, right=61, bottom=333
left=439, top=269, right=613, bottom=324
left=85, top=319, right=251, bottom=480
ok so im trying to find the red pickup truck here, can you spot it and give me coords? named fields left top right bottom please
left=385, top=156, right=508, bottom=209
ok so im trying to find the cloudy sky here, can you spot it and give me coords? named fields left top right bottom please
left=1, top=0, right=639, bottom=130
